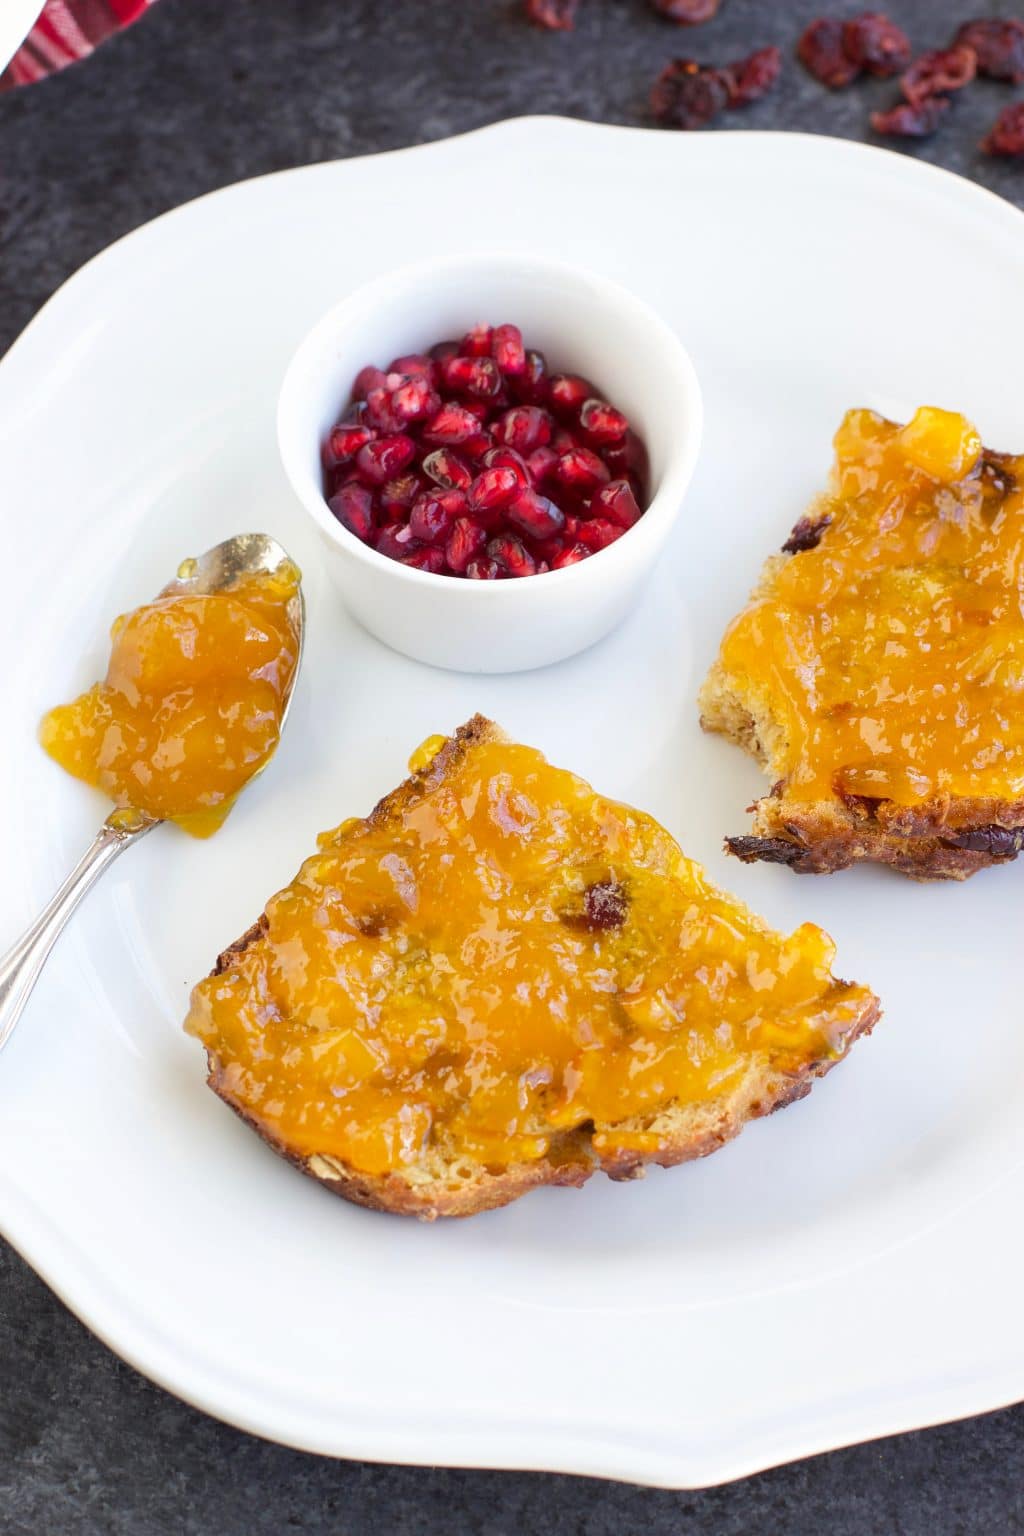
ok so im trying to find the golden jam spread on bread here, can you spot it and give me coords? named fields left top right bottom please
left=40, top=563, right=300, bottom=837
left=712, top=407, right=1024, bottom=808
left=185, top=720, right=876, bottom=1193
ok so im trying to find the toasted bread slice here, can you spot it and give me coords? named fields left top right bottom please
left=700, top=407, right=1024, bottom=881
left=186, top=717, right=879, bottom=1218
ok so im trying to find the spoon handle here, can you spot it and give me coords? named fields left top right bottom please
left=0, top=813, right=157, bottom=1056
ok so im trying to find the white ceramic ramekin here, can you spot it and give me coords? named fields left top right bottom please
left=277, top=253, right=702, bottom=673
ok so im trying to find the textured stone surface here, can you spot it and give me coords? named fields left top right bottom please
left=2, top=0, right=1024, bottom=1527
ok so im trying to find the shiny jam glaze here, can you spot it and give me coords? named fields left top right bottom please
left=40, top=563, right=301, bottom=837
left=186, top=729, right=872, bottom=1178
left=717, top=406, right=1024, bottom=806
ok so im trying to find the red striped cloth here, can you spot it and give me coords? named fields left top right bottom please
left=2, top=0, right=157, bottom=88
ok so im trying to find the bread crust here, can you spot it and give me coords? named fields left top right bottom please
left=201, top=717, right=880, bottom=1218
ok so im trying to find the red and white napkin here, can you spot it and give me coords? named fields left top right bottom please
left=2, top=0, right=157, bottom=89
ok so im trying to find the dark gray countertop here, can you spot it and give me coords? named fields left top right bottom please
left=2, top=1, right=1023, bottom=1530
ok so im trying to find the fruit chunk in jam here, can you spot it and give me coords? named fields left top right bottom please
left=40, top=562, right=301, bottom=837
left=185, top=725, right=872, bottom=1179
left=716, top=406, right=1024, bottom=806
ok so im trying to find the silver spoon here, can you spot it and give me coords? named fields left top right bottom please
left=0, top=533, right=304, bottom=1055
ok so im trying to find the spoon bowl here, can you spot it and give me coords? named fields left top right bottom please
left=0, top=533, right=304, bottom=1054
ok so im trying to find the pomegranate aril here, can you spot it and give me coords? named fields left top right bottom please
left=440, top=354, right=502, bottom=399
left=465, top=556, right=506, bottom=580
left=579, top=398, right=628, bottom=445
left=493, top=405, right=553, bottom=453
left=461, top=324, right=494, bottom=357
left=325, top=421, right=375, bottom=466
left=485, top=448, right=528, bottom=476
left=409, top=493, right=461, bottom=544
left=526, top=445, right=560, bottom=485
left=487, top=535, right=536, bottom=578
left=355, top=434, right=416, bottom=486
left=325, top=464, right=357, bottom=498
left=401, top=547, right=446, bottom=574
left=509, top=348, right=548, bottom=405
left=552, top=543, right=590, bottom=569
left=594, top=479, right=642, bottom=529
left=375, top=523, right=421, bottom=561
left=576, top=518, right=625, bottom=552
left=379, top=474, right=423, bottom=521
left=429, top=339, right=461, bottom=365
left=554, top=447, right=611, bottom=494
left=390, top=375, right=440, bottom=423
left=492, top=323, right=526, bottom=376
left=389, top=352, right=434, bottom=378
left=531, top=534, right=566, bottom=566
left=408, top=491, right=469, bottom=546
left=467, top=466, right=521, bottom=514
left=422, top=402, right=482, bottom=445
left=423, top=448, right=473, bottom=491
left=548, top=374, right=594, bottom=418
left=445, top=517, right=488, bottom=574
left=353, top=365, right=388, bottom=400
left=506, top=487, right=566, bottom=540
left=461, top=432, right=494, bottom=460
left=364, top=386, right=404, bottom=434
left=482, top=446, right=531, bottom=486
left=550, top=426, right=580, bottom=455
left=603, top=428, right=649, bottom=489
left=329, top=483, right=375, bottom=541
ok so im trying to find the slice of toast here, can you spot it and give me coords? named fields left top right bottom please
left=186, top=717, right=879, bottom=1219
left=184, top=712, right=872, bottom=1216
left=700, top=407, right=1024, bottom=881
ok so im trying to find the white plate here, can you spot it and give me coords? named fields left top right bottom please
left=1, top=119, right=1023, bottom=1490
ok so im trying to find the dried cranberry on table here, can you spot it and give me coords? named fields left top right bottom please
left=321, top=325, right=647, bottom=579
left=870, top=97, right=951, bottom=138
left=524, top=0, right=579, bottom=30
left=842, top=12, right=912, bottom=77
left=982, top=100, right=1024, bottom=156
left=724, top=46, right=782, bottom=107
left=651, top=58, right=731, bottom=129
left=650, top=0, right=720, bottom=22
left=954, top=18, right=1024, bottom=83
left=651, top=47, right=780, bottom=130
left=797, top=18, right=862, bottom=89
left=900, top=45, right=977, bottom=107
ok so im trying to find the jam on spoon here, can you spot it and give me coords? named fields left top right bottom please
left=0, top=534, right=304, bottom=1056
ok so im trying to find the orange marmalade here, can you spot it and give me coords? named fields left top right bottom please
left=40, top=562, right=301, bottom=837
left=185, top=726, right=872, bottom=1178
left=716, top=406, right=1024, bottom=806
